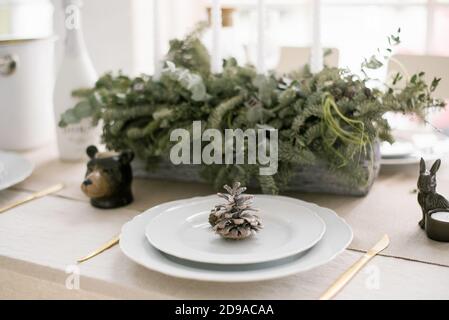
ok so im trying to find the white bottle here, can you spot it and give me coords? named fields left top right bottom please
left=54, top=0, right=99, bottom=161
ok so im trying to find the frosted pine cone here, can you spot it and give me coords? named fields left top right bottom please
left=209, top=182, right=263, bottom=240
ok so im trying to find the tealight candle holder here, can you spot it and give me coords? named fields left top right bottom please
left=425, top=209, right=449, bottom=242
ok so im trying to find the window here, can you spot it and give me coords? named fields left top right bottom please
left=200, top=0, right=449, bottom=75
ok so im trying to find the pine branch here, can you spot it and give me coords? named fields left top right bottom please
left=208, top=95, right=245, bottom=129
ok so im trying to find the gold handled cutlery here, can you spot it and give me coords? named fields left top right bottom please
left=0, top=183, right=64, bottom=214
left=77, top=234, right=120, bottom=263
left=319, top=234, right=390, bottom=300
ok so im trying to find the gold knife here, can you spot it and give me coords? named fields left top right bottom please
left=0, top=183, right=64, bottom=214
left=319, top=234, right=390, bottom=300
left=77, top=234, right=120, bottom=264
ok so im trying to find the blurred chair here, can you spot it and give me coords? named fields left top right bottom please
left=387, top=54, right=449, bottom=100
left=275, top=47, right=339, bottom=75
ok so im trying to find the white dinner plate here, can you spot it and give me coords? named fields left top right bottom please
left=145, top=197, right=326, bottom=265
left=0, top=151, right=34, bottom=191
left=380, top=152, right=440, bottom=165
left=381, top=137, right=449, bottom=166
left=120, top=195, right=353, bottom=282
left=380, top=141, right=414, bottom=159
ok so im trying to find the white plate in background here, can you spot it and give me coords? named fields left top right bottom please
left=380, top=141, right=414, bottom=159
left=0, top=150, right=33, bottom=191
left=381, top=136, right=449, bottom=166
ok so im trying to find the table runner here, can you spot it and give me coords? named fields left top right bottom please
left=1, top=184, right=449, bottom=299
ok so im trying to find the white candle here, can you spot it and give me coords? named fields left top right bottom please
left=211, top=0, right=222, bottom=73
left=257, top=0, right=265, bottom=74
left=310, top=0, right=323, bottom=73
left=153, top=0, right=162, bottom=79
left=431, top=211, right=449, bottom=223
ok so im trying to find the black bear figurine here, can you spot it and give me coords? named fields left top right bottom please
left=417, top=158, right=449, bottom=229
left=81, top=146, right=134, bottom=209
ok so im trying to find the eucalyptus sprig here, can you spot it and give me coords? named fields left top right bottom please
left=361, top=28, right=401, bottom=75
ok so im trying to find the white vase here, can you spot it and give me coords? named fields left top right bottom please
left=54, top=0, right=99, bottom=161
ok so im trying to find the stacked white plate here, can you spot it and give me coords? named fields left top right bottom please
left=120, top=195, right=352, bottom=282
left=380, top=136, right=449, bottom=166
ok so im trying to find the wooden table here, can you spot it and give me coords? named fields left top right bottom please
left=1, top=142, right=449, bottom=299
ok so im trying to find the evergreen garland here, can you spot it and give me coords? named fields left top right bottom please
left=59, top=25, right=446, bottom=194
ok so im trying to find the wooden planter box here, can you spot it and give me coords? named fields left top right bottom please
left=132, top=144, right=381, bottom=196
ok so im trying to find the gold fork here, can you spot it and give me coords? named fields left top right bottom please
left=0, top=183, right=64, bottom=214
left=319, top=234, right=390, bottom=300
left=77, top=234, right=120, bottom=263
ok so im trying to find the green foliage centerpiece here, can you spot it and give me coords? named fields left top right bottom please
left=59, top=24, right=445, bottom=195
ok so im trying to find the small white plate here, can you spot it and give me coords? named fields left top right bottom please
left=120, top=195, right=353, bottom=282
left=0, top=151, right=34, bottom=191
left=380, top=152, right=440, bottom=165
left=145, top=197, right=326, bottom=265
left=380, top=141, right=414, bottom=159
left=381, top=136, right=449, bottom=166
